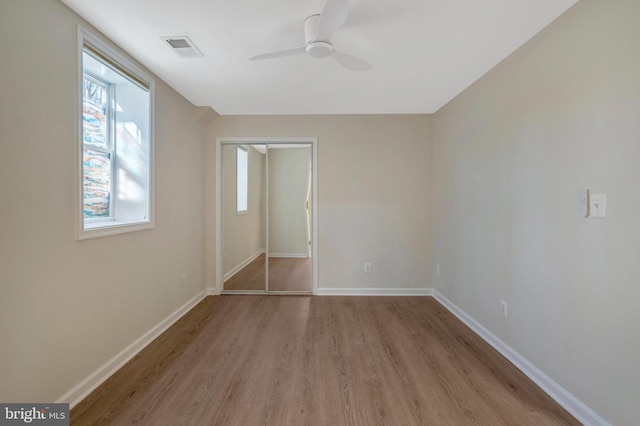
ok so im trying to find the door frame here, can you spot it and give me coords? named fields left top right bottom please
left=215, top=136, right=318, bottom=295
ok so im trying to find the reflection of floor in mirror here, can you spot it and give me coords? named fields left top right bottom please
left=224, top=254, right=312, bottom=292
left=268, top=256, right=312, bottom=292
left=224, top=254, right=266, bottom=291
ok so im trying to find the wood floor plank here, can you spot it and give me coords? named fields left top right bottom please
left=71, top=296, right=579, bottom=425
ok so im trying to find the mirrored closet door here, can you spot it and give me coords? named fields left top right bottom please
left=221, top=142, right=312, bottom=293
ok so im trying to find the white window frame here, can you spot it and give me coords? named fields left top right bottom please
left=236, top=146, right=248, bottom=215
left=76, top=27, right=155, bottom=240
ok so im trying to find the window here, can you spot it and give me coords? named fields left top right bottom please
left=78, top=29, right=154, bottom=239
left=236, top=146, right=248, bottom=213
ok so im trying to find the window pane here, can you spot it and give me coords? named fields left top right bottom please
left=237, top=147, right=248, bottom=212
left=82, top=77, right=108, bottom=148
left=83, top=148, right=111, bottom=217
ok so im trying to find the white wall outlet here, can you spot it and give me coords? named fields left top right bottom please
left=181, top=273, right=187, bottom=287
left=435, top=263, right=440, bottom=276
left=579, top=187, right=590, bottom=217
left=590, top=193, right=606, bottom=218
left=500, top=300, right=508, bottom=318
left=363, top=262, right=372, bottom=273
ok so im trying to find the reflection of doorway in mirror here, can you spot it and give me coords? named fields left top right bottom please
left=267, top=145, right=312, bottom=293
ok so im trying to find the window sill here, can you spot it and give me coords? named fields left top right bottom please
left=78, top=220, right=153, bottom=240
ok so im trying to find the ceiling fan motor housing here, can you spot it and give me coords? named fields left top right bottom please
left=304, top=14, right=333, bottom=58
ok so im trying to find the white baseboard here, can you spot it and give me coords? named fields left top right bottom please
left=224, top=249, right=265, bottom=282
left=268, top=253, right=309, bottom=258
left=315, top=287, right=433, bottom=296
left=432, top=290, right=609, bottom=426
left=56, top=288, right=209, bottom=409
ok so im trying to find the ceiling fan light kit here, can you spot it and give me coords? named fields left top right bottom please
left=305, top=41, right=333, bottom=59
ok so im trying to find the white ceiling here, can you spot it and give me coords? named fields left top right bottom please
left=61, top=0, right=579, bottom=115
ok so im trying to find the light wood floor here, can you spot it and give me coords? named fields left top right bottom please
left=224, top=254, right=312, bottom=292
left=71, top=296, right=578, bottom=425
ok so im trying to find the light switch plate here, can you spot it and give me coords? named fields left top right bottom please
left=590, top=194, right=606, bottom=218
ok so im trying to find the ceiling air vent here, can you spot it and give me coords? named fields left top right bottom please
left=160, top=36, right=204, bottom=58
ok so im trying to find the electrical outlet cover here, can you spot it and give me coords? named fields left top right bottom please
left=500, top=300, right=508, bottom=318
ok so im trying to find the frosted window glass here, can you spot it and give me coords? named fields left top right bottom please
left=82, top=78, right=108, bottom=148
left=83, top=149, right=111, bottom=217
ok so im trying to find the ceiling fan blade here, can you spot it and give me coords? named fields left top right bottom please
left=331, top=51, right=372, bottom=71
left=249, top=47, right=306, bottom=61
left=314, top=0, right=349, bottom=41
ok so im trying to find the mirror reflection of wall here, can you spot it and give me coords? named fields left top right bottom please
left=221, top=143, right=312, bottom=293
left=222, top=144, right=266, bottom=291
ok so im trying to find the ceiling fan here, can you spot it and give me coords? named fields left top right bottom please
left=249, top=0, right=372, bottom=71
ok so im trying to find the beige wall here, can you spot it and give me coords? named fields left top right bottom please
left=222, top=145, right=266, bottom=276
left=0, top=0, right=207, bottom=403
left=432, top=0, right=640, bottom=424
left=208, top=115, right=433, bottom=290
left=268, top=147, right=311, bottom=257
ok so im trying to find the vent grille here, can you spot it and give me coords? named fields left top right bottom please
left=160, top=36, right=204, bottom=58
left=166, top=38, right=191, bottom=49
